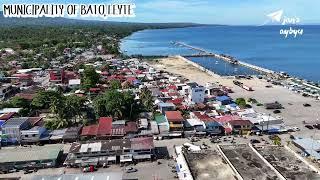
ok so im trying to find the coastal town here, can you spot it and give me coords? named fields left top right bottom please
left=1, top=39, right=320, bottom=180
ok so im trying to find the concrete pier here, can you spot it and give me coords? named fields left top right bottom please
left=173, top=41, right=275, bottom=74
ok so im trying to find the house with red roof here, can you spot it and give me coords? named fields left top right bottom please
left=165, top=111, right=184, bottom=131
left=81, top=124, right=98, bottom=138
left=81, top=117, right=113, bottom=139
left=11, top=73, right=33, bottom=86
left=97, top=117, right=112, bottom=139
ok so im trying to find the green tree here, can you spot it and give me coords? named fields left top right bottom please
left=82, top=66, right=100, bottom=90
left=139, top=87, right=154, bottom=112
left=235, top=98, right=247, bottom=108
left=110, top=80, right=121, bottom=90
left=7, top=96, right=32, bottom=116
left=93, top=90, right=137, bottom=119
left=64, top=95, right=87, bottom=124
left=31, top=90, right=62, bottom=110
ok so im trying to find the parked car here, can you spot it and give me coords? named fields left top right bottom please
left=303, top=103, right=311, bottom=107
left=273, top=110, right=281, bottom=114
left=313, top=124, right=320, bottom=129
left=305, top=125, right=314, bottom=129
left=250, top=139, right=261, bottom=144
left=287, top=127, right=300, bottom=132
left=125, top=167, right=138, bottom=173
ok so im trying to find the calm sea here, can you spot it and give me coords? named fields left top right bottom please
left=120, top=25, right=320, bottom=82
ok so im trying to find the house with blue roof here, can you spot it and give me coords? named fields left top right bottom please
left=216, top=96, right=233, bottom=105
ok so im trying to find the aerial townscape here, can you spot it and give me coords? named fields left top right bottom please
left=1, top=7, right=320, bottom=180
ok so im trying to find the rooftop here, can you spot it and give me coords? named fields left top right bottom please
left=165, top=111, right=184, bottom=122
left=97, top=117, right=112, bottom=136
left=154, top=114, right=168, bottom=124
left=32, top=172, right=123, bottom=180
left=81, top=124, right=98, bottom=136
left=0, top=144, right=63, bottom=163
left=2, top=117, right=30, bottom=128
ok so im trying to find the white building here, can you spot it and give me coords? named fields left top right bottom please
left=188, top=86, right=205, bottom=103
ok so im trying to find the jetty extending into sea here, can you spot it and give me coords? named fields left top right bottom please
left=173, top=41, right=275, bottom=75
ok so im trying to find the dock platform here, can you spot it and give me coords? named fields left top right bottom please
left=173, top=41, right=275, bottom=74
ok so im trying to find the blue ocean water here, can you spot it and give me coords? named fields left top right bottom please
left=120, top=25, right=320, bottom=82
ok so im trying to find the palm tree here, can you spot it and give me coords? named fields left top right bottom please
left=140, top=88, right=154, bottom=111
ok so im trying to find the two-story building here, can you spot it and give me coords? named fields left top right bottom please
left=2, top=117, right=31, bottom=143
left=227, top=120, right=253, bottom=135
left=20, top=126, right=48, bottom=144
left=64, top=137, right=154, bottom=167
left=165, top=111, right=184, bottom=132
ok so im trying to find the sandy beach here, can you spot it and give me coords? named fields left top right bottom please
left=149, top=56, right=320, bottom=138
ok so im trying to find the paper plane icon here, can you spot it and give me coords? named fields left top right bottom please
left=267, top=9, right=283, bottom=22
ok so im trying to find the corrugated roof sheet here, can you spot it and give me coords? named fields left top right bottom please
left=0, top=112, right=15, bottom=121
left=2, top=117, right=30, bottom=127
left=97, top=117, right=112, bottom=136
left=165, top=111, right=184, bottom=122
left=130, top=137, right=154, bottom=150
left=81, top=124, right=98, bottom=136
left=31, top=172, right=123, bottom=180
left=0, top=144, right=62, bottom=163
left=124, top=121, right=138, bottom=133
left=154, top=115, right=167, bottom=124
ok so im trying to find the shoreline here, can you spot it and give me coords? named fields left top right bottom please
left=148, top=56, right=320, bottom=139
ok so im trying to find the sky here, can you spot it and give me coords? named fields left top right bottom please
left=1, top=0, right=320, bottom=25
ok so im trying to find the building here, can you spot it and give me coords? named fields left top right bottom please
left=158, top=102, right=176, bottom=114
left=97, top=117, right=112, bottom=139
left=227, top=120, right=253, bottom=135
left=184, top=119, right=206, bottom=132
left=0, top=144, right=63, bottom=170
left=215, top=96, right=233, bottom=105
left=20, top=126, right=48, bottom=143
left=205, top=82, right=226, bottom=97
left=238, top=110, right=285, bottom=133
left=81, top=125, right=98, bottom=139
left=81, top=117, right=112, bottom=139
left=11, top=73, right=34, bottom=87
left=32, top=172, right=123, bottom=180
left=165, top=111, right=184, bottom=131
left=138, top=118, right=148, bottom=129
left=62, top=126, right=82, bottom=142
left=68, top=79, right=81, bottom=89
left=154, top=114, right=170, bottom=134
left=2, top=117, right=31, bottom=142
left=188, top=86, right=205, bottom=104
left=204, top=120, right=223, bottom=135
left=0, top=112, right=16, bottom=121
left=293, top=138, right=320, bottom=160
left=64, top=137, right=154, bottom=167
left=49, top=68, right=65, bottom=84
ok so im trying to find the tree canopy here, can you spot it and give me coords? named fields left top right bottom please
left=93, top=90, right=136, bottom=120
left=82, top=66, right=100, bottom=90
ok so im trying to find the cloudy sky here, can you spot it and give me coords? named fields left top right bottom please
left=1, top=0, right=319, bottom=25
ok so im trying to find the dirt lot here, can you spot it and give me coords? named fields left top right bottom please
left=219, top=144, right=280, bottom=180
left=255, top=146, right=320, bottom=180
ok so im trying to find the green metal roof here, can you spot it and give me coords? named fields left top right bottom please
left=154, top=115, right=167, bottom=124
left=0, top=144, right=63, bottom=163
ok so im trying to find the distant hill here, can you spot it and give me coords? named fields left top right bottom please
left=0, top=11, right=200, bottom=28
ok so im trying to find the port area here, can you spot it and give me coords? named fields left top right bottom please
left=184, top=149, right=236, bottom=180
left=173, top=41, right=275, bottom=74
left=255, top=145, right=320, bottom=180
left=219, top=144, right=280, bottom=180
